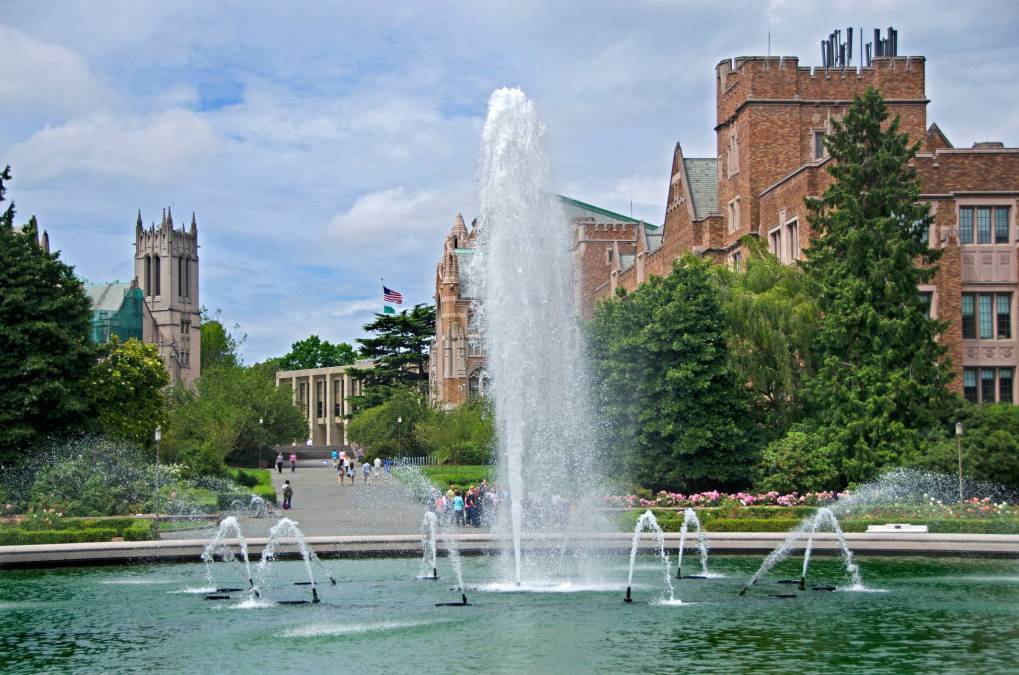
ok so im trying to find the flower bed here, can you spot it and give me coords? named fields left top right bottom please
left=603, top=490, right=844, bottom=510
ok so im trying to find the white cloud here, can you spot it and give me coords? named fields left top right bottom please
left=0, top=24, right=112, bottom=121
left=8, top=109, right=218, bottom=183
left=3, top=1, right=1018, bottom=362
left=327, top=186, right=471, bottom=249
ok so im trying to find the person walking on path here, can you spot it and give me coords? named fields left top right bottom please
left=282, top=480, right=294, bottom=510
left=373, top=457, right=382, bottom=479
left=362, top=461, right=371, bottom=484
left=275, top=452, right=284, bottom=474
left=345, top=457, right=355, bottom=486
left=289, top=451, right=298, bottom=472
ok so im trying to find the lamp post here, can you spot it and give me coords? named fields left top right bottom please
left=154, top=426, right=162, bottom=540
left=397, top=416, right=403, bottom=456
left=259, top=417, right=264, bottom=469
left=956, top=422, right=964, bottom=503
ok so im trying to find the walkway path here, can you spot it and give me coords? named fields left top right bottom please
left=243, top=462, right=426, bottom=537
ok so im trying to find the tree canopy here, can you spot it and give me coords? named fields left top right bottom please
left=161, top=363, right=306, bottom=476
left=279, top=335, right=357, bottom=370
left=589, top=256, right=760, bottom=492
left=716, top=237, right=818, bottom=430
left=415, top=399, right=494, bottom=466
left=0, top=166, right=97, bottom=464
left=345, top=386, right=430, bottom=459
left=84, top=337, right=169, bottom=447
left=352, top=304, right=435, bottom=410
left=200, top=309, right=243, bottom=371
left=802, top=87, right=953, bottom=483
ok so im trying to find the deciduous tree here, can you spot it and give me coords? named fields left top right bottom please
left=589, top=256, right=760, bottom=491
left=279, top=335, right=356, bottom=370
left=85, top=337, right=169, bottom=447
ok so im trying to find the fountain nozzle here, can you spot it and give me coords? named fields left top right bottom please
left=676, top=565, right=682, bottom=580
left=739, top=585, right=749, bottom=597
left=798, top=576, right=806, bottom=591
left=624, top=586, right=633, bottom=603
left=312, top=587, right=320, bottom=604
left=433, top=568, right=439, bottom=580
left=329, top=575, right=337, bottom=586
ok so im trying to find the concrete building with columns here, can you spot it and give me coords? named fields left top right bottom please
left=275, top=361, right=373, bottom=446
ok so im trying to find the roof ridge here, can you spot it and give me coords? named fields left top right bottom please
left=556, top=194, right=660, bottom=227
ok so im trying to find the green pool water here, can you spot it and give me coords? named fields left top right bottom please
left=1, top=555, right=1017, bottom=673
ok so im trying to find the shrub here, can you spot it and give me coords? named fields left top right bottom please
left=253, top=485, right=277, bottom=504
left=216, top=492, right=250, bottom=510
left=227, top=468, right=273, bottom=489
left=123, top=521, right=156, bottom=541
left=914, top=403, right=1019, bottom=489
left=755, top=428, right=840, bottom=494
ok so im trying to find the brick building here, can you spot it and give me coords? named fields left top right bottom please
left=429, top=198, right=653, bottom=407
left=599, top=47, right=1019, bottom=404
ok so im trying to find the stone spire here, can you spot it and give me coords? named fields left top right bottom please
left=190, top=211, right=197, bottom=236
left=166, top=205, right=173, bottom=228
left=136, top=209, right=143, bottom=233
left=451, top=212, right=468, bottom=238
left=161, top=208, right=167, bottom=228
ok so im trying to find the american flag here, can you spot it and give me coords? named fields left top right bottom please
left=383, top=286, right=403, bottom=304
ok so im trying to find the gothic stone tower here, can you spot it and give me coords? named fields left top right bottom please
left=134, top=207, right=201, bottom=387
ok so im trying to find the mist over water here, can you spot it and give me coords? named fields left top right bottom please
left=474, top=87, right=608, bottom=585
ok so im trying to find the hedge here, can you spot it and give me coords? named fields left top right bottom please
left=0, top=528, right=118, bottom=545
left=618, top=509, right=1019, bottom=535
left=124, top=521, right=156, bottom=541
left=253, top=485, right=277, bottom=504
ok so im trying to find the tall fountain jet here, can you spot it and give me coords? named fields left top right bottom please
left=475, top=88, right=605, bottom=586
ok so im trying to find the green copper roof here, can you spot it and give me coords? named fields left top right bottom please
left=556, top=195, right=660, bottom=229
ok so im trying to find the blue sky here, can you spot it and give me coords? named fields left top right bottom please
left=3, top=0, right=1018, bottom=362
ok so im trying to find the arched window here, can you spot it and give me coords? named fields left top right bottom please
left=144, top=255, right=152, bottom=295
left=177, top=257, right=184, bottom=297
left=468, top=368, right=488, bottom=400
left=153, top=255, right=161, bottom=296
left=185, top=257, right=191, bottom=297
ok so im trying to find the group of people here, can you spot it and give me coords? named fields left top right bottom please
left=429, top=480, right=501, bottom=528
left=333, top=450, right=391, bottom=486
left=274, top=451, right=297, bottom=474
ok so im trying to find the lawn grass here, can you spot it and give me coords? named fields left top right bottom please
left=420, top=465, right=493, bottom=490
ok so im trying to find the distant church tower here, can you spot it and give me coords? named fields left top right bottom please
left=134, top=207, right=201, bottom=386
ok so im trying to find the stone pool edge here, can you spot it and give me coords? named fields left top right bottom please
left=3, top=532, right=1019, bottom=569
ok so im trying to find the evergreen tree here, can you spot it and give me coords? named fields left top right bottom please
left=351, top=304, right=435, bottom=410
left=0, top=167, right=97, bottom=464
left=589, top=257, right=759, bottom=491
left=803, top=87, right=953, bottom=484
